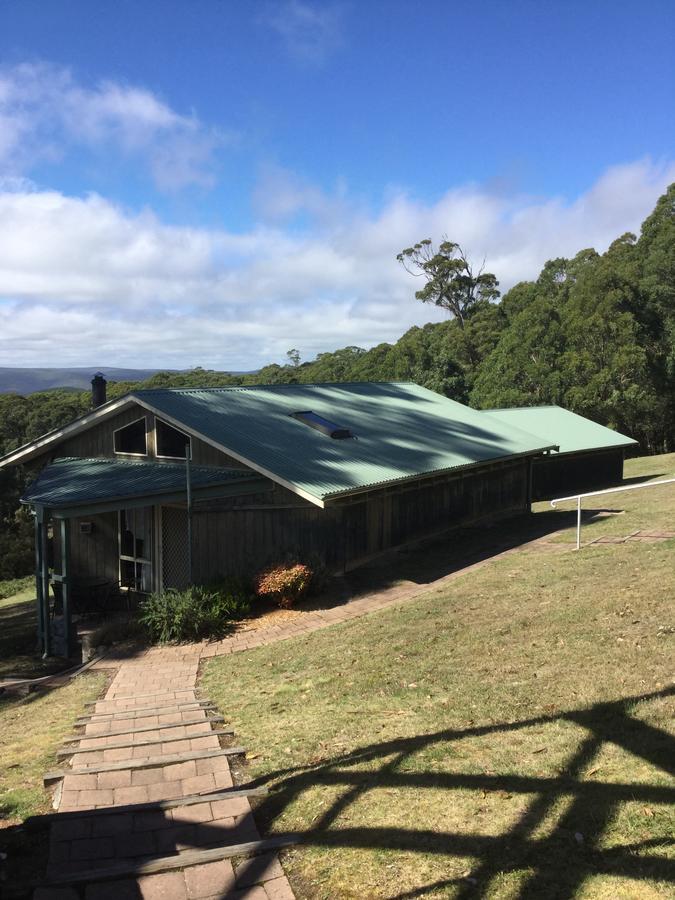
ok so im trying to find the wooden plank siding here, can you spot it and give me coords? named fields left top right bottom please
left=531, top=448, right=624, bottom=501
left=53, top=401, right=248, bottom=470
left=57, top=406, right=149, bottom=460
left=52, top=510, right=119, bottom=582
left=187, top=458, right=530, bottom=580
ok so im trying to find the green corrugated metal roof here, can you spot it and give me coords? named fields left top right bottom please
left=22, top=458, right=261, bottom=508
left=482, top=406, right=638, bottom=455
left=132, top=383, right=557, bottom=502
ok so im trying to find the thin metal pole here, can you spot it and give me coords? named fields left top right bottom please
left=185, top=444, right=193, bottom=585
left=576, top=496, right=581, bottom=550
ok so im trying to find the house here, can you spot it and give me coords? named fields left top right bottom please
left=482, top=406, right=637, bottom=500
left=0, top=378, right=636, bottom=656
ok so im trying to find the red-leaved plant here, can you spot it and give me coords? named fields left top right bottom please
left=254, top=563, right=312, bottom=609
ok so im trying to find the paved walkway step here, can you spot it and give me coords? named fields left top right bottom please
left=57, top=728, right=234, bottom=758
left=85, top=690, right=198, bottom=706
left=76, top=700, right=216, bottom=722
left=41, top=835, right=300, bottom=887
left=73, top=715, right=226, bottom=738
left=25, top=786, right=269, bottom=828
left=45, top=747, right=246, bottom=784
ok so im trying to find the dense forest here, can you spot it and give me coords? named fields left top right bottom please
left=1, top=184, right=673, bottom=578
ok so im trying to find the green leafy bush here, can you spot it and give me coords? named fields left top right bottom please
left=255, top=563, right=313, bottom=608
left=139, top=580, right=251, bottom=644
left=0, top=574, right=34, bottom=600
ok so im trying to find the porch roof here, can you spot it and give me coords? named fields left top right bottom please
left=21, top=457, right=269, bottom=514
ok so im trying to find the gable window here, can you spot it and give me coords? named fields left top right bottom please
left=156, top=419, right=191, bottom=459
left=291, top=411, right=353, bottom=439
left=113, top=417, right=147, bottom=456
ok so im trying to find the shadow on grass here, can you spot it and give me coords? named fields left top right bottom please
left=341, top=508, right=609, bottom=599
left=245, top=684, right=675, bottom=899
left=0, top=595, right=72, bottom=682
left=621, top=473, right=667, bottom=486
left=13, top=688, right=674, bottom=898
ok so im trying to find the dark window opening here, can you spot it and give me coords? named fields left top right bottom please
left=113, top=418, right=147, bottom=455
left=119, top=507, right=152, bottom=593
left=291, top=410, right=353, bottom=439
left=156, top=419, right=191, bottom=458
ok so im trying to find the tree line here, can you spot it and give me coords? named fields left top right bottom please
left=0, top=183, right=673, bottom=578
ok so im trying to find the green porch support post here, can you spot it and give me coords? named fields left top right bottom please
left=40, top=506, right=51, bottom=658
left=34, top=507, right=44, bottom=654
left=60, top=517, right=72, bottom=659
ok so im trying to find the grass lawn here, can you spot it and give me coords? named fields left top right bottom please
left=202, top=453, right=675, bottom=899
left=0, top=584, right=72, bottom=681
left=0, top=671, right=106, bottom=886
left=534, top=452, right=675, bottom=543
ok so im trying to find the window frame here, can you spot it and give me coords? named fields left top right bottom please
left=118, top=507, right=153, bottom=594
left=112, top=416, right=148, bottom=458
left=155, top=417, right=193, bottom=461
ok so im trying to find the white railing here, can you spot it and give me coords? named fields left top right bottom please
left=550, top=477, right=675, bottom=550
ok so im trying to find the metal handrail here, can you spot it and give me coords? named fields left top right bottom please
left=550, top=476, right=675, bottom=550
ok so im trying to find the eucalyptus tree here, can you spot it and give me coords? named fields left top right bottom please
left=397, top=239, right=500, bottom=327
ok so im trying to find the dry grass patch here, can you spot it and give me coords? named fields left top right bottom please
left=0, top=672, right=106, bottom=826
left=202, top=454, right=674, bottom=899
left=0, top=671, right=106, bottom=889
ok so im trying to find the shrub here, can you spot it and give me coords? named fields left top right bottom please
left=255, top=563, right=313, bottom=609
left=139, top=580, right=251, bottom=644
left=0, top=574, right=34, bottom=600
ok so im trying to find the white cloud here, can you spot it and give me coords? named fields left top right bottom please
left=259, top=1, right=344, bottom=65
left=0, top=157, right=673, bottom=369
left=0, top=62, right=226, bottom=190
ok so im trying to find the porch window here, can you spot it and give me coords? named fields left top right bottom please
left=113, top=417, right=147, bottom=456
left=156, top=419, right=191, bottom=459
left=119, top=507, right=153, bottom=592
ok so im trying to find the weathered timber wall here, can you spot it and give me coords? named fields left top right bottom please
left=52, top=511, right=119, bottom=582
left=53, top=402, right=245, bottom=469
left=188, top=458, right=531, bottom=579
left=531, top=449, right=624, bottom=501
left=348, top=457, right=529, bottom=560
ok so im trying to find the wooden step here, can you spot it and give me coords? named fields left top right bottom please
left=72, top=715, right=226, bottom=739
left=57, top=728, right=234, bottom=758
left=85, top=690, right=198, bottom=705
left=44, top=747, right=246, bottom=784
left=41, top=835, right=300, bottom=886
left=23, top=785, right=268, bottom=828
left=76, top=700, right=216, bottom=721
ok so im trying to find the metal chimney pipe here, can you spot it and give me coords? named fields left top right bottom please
left=91, top=372, right=107, bottom=408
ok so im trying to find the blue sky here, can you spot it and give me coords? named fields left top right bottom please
left=0, top=0, right=674, bottom=369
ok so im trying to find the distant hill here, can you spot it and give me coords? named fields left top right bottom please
left=0, top=367, right=180, bottom=395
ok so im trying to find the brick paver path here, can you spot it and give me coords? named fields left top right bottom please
left=38, top=659, right=294, bottom=899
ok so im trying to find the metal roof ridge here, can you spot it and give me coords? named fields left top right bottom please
left=481, top=405, right=561, bottom=411
left=132, top=381, right=418, bottom=395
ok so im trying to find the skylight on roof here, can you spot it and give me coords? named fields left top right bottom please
left=291, top=411, right=353, bottom=439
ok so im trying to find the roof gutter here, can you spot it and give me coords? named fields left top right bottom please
left=21, top=475, right=271, bottom=519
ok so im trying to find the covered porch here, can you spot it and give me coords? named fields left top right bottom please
left=21, top=457, right=270, bottom=658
